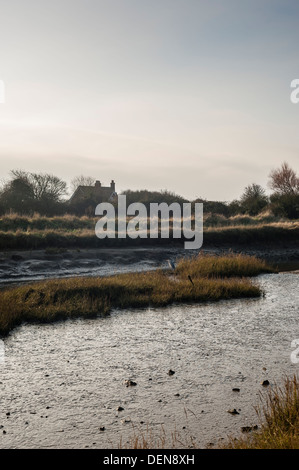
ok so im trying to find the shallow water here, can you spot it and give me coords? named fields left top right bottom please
left=0, top=272, right=298, bottom=449
left=0, top=245, right=298, bottom=286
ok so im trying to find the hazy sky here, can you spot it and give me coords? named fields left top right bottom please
left=0, top=0, right=298, bottom=200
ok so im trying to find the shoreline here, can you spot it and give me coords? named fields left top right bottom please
left=0, top=253, right=273, bottom=337
left=0, top=272, right=297, bottom=450
left=0, top=244, right=298, bottom=288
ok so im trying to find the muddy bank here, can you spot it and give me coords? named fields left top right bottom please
left=0, top=245, right=298, bottom=287
left=0, top=272, right=298, bottom=449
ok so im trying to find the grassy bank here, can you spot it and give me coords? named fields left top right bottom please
left=0, top=222, right=298, bottom=250
left=0, top=211, right=289, bottom=232
left=224, top=375, right=299, bottom=449
left=0, top=254, right=273, bottom=336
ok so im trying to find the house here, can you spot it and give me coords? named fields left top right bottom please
left=69, top=180, right=117, bottom=214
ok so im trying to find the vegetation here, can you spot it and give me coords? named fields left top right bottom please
left=0, top=170, right=67, bottom=216
left=268, top=162, right=299, bottom=219
left=175, top=253, right=274, bottom=278
left=0, top=162, right=297, bottom=218
left=223, top=374, right=299, bottom=449
left=0, top=162, right=297, bottom=249
left=0, top=253, right=272, bottom=337
left=0, top=220, right=297, bottom=250
left=239, top=183, right=268, bottom=216
left=119, top=423, right=198, bottom=449
left=119, top=374, right=299, bottom=449
left=70, top=175, right=96, bottom=194
left=121, top=189, right=189, bottom=209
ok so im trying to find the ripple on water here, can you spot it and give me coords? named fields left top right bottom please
left=0, top=272, right=298, bottom=448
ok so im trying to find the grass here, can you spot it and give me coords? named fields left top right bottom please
left=0, top=210, right=297, bottom=251
left=119, top=422, right=199, bottom=449
left=176, top=252, right=274, bottom=278
left=223, top=374, right=299, bottom=449
left=0, top=253, right=273, bottom=337
left=118, top=375, right=299, bottom=449
left=203, top=210, right=288, bottom=227
left=0, top=222, right=298, bottom=250
left=0, top=210, right=289, bottom=232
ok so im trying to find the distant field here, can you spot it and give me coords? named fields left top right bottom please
left=0, top=213, right=298, bottom=250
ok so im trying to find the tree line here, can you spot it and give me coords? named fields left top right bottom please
left=0, top=162, right=298, bottom=218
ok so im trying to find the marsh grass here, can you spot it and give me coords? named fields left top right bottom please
left=0, top=222, right=297, bottom=250
left=175, top=253, right=275, bottom=278
left=0, top=254, right=271, bottom=336
left=223, top=375, right=299, bottom=449
left=119, top=423, right=198, bottom=449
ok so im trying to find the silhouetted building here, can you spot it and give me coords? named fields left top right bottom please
left=69, top=180, right=117, bottom=215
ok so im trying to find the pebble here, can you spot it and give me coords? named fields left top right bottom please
left=261, top=380, right=270, bottom=386
left=124, top=380, right=137, bottom=387
left=121, top=419, right=131, bottom=424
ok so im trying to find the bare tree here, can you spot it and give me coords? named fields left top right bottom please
left=1, top=170, right=67, bottom=214
left=70, top=175, right=96, bottom=194
left=268, top=162, right=299, bottom=195
left=11, top=170, right=67, bottom=202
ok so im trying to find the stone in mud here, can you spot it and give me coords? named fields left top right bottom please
left=100, top=427, right=105, bottom=431
left=261, top=380, right=270, bottom=386
left=241, top=425, right=258, bottom=433
left=168, top=369, right=175, bottom=376
left=117, top=406, right=124, bottom=412
left=124, top=379, right=137, bottom=387
left=232, top=388, right=240, bottom=392
left=227, top=409, right=240, bottom=415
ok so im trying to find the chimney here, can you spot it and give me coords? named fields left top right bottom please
left=110, top=180, right=115, bottom=191
left=95, top=180, right=101, bottom=189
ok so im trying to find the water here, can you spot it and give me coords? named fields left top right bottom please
left=0, top=272, right=298, bottom=449
left=0, top=246, right=298, bottom=286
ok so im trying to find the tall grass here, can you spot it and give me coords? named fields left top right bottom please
left=119, top=423, right=199, bottom=449
left=0, top=254, right=271, bottom=336
left=176, top=253, right=274, bottom=278
left=224, top=375, right=299, bottom=449
left=0, top=222, right=297, bottom=250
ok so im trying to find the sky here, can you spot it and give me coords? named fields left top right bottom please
left=0, top=0, right=298, bottom=201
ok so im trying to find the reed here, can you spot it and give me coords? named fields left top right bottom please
left=0, top=253, right=271, bottom=336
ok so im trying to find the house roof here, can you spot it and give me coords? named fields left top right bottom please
left=69, top=183, right=116, bottom=203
